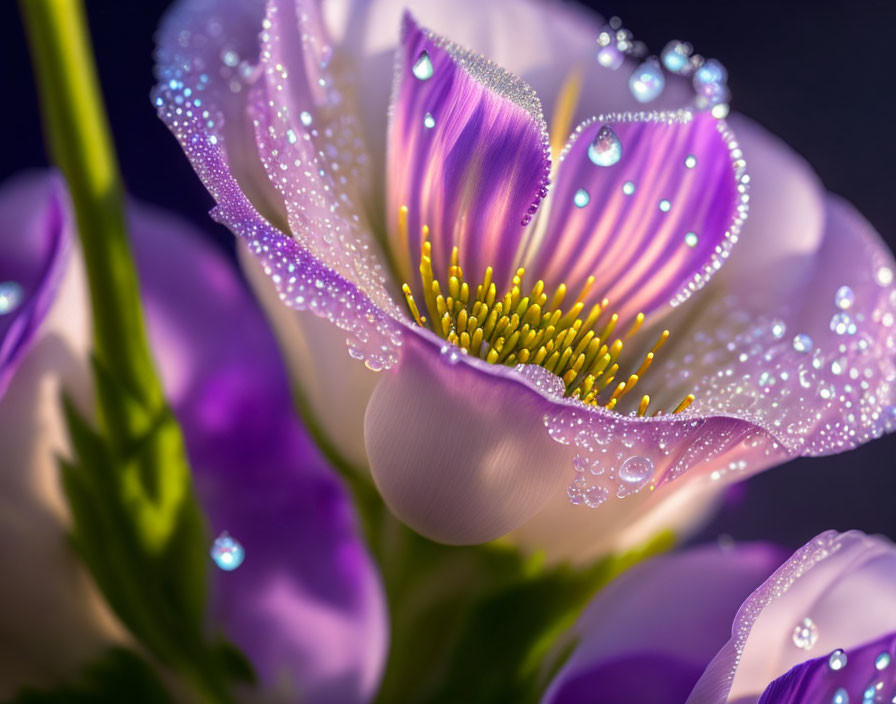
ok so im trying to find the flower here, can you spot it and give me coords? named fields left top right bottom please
left=0, top=172, right=387, bottom=702
left=542, top=530, right=896, bottom=704
left=154, top=0, right=896, bottom=557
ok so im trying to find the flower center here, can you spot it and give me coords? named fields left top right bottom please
left=399, top=207, right=695, bottom=416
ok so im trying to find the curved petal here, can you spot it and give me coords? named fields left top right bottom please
left=757, top=630, right=896, bottom=704
left=386, top=12, right=551, bottom=291
left=527, top=111, right=746, bottom=323
left=0, top=174, right=124, bottom=696
left=130, top=200, right=388, bottom=702
left=542, top=542, right=784, bottom=704
left=154, top=0, right=401, bottom=371
left=0, top=174, right=71, bottom=397
left=688, top=531, right=896, bottom=704
left=364, top=326, right=575, bottom=544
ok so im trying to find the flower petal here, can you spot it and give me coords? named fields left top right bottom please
left=542, top=542, right=784, bottom=704
left=364, top=327, right=575, bottom=544
left=757, top=630, right=896, bottom=704
left=0, top=173, right=70, bottom=397
left=130, top=200, right=389, bottom=702
left=688, top=531, right=896, bottom=704
left=386, top=12, right=551, bottom=291
left=154, top=0, right=401, bottom=371
left=527, top=111, right=746, bottom=323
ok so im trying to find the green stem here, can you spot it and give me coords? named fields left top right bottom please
left=20, top=0, right=163, bottom=440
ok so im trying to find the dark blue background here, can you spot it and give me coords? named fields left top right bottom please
left=2, top=0, right=894, bottom=549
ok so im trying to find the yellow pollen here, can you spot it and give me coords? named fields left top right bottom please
left=400, top=212, right=696, bottom=415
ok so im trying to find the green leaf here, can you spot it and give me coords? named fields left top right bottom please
left=6, top=648, right=175, bottom=704
left=372, top=515, right=673, bottom=704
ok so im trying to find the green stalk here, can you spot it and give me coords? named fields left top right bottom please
left=20, top=0, right=163, bottom=440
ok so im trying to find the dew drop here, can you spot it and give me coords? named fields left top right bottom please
left=876, top=266, right=894, bottom=286
left=658, top=199, right=671, bottom=212
left=412, top=50, right=434, bottom=80
left=210, top=531, right=244, bottom=571
left=694, top=58, right=727, bottom=88
left=684, top=232, right=698, bottom=248
left=300, top=111, right=313, bottom=127
left=828, top=648, right=848, bottom=671
left=793, top=333, right=813, bottom=353
left=619, top=456, right=654, bottom=483
left=628, top=59, right=665, bottom=103
left=830, top=312, right=857, bottom=336
left=835, top=285, right=855, bottom=310
left=792, top=616, right=818, bottom=650
left=423, top=112, right=436, bottom=129
left=0, top=281, right=23, bottom=315
left=771, top=319, right=787, bottom=339
left=588, top=125, right=622, bottom=166
left=622, top=180, right=636, bottom=195
left=661, top=40, right=690, bottom=73
left=831, top=687, right=848, bottom=704
left=573, top=188, right=590, bottom=208
left=583, top=485, right=609, bottom=508
left=685, top=154, right=697, bottom=168
left=875, top=651, right=891, bottom=670
left=596, top=45, right=623, bottom=70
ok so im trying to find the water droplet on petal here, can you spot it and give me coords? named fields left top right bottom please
left=830, top=312, right=857, bottom=336
left=596, top=45, right=624, bottom=70
left=588, top=125, right=622, bottom=166
left=710, top=103, right=730, bottom=119
left=628, top=59, right=665, bottom=102
left=835, top=285, right=855, bottom=310
left=0, top=281, right=23, bottom=315
left=658, top=199, right=671, bottom=212
left=661, top=40, right=691, bottom=73
left=211, top=531, right=244, bottom=571
left=831, top=687, right=849, bottom=704
left=622, top=180, right=636, bottom=195
left=584, top=485, right=608, bottom=508
left=573, top=188, right=590, bottom=208
left=684, top=232, right=698, bottom=248
left=771, top=319, right=787, bottom=339
left=793, top=333, right=813, bottom=353
left=685, top=154, right=697, bottom=168
left=412, top=50, right=434, bottom=80
left=694, top=58, right=728, bottom=87
left=829, top=649, right=848, bottom=671
left=875, top=651, right=891, bottom=670
left=619, top=456, right=654, bottom=483
left=876, top=266, right=894, bottom=286
left=423, top=112, right=435, bottom=129
left=792, top=616, right=818, bottom=650
left=300, top=111, right=313, bottom=127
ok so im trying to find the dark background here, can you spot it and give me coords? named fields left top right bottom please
left=1, top=0, right=894, bottom=549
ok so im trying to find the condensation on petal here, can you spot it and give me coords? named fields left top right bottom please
left=757, top=630, right=896, bottom=704
left=688, top=531, right=896, bottom=704
left=154, top=0, right=402, bottom=371
left=363, top=326, right=574, bottom=544
left=387, top=12, right=551, bottom=293
left=525, top=110, right=747, bottom=325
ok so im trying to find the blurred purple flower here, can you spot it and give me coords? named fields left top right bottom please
left=154, top=0, right=896, bottom=558
left=544, top=530, right=896, bottom=704
left=0, top=172, right=387, bottom=702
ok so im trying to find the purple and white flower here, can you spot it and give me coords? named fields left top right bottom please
left=544, top=531, right=896, bottom=704
left=154, top=0, right=896, bottom=558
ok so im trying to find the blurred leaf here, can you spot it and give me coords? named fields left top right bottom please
left=6, top=648, right=174, bottom=704
left=372, top=516, right=673, bottom=704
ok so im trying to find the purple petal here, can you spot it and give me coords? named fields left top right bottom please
left=758, top=630, right=896, bottom=704
left=0, top=173, right=71, bottom=398
left=154, top=0, right=401, bottom=371
left=689, top=531, right=896, bottom=704
left=364, top=326, right=575, bottom=544
left=542, top=542, right=783, bottom=704
left=129, top=200, right=388, bottom=702
left=529, top=111, right=746, bottom=323
left=386, top=12, right=551, bottom=291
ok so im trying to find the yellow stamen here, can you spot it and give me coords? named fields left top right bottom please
left=401, top=210, right=694, bottom=415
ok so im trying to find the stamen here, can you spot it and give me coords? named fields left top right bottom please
left=402, top=209, right=695, bottom=415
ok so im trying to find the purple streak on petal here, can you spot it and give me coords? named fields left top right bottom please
left=387, top=12, right=551, bottom=292
left=153, top=0, right=401, bottom=371
left=129, top=202, right=388, bottom=702
left=0, top=173, right=71, bottom=398
left=689, top=531, right=896, bottom=704
left=758, top=630, right=896, bottom=704
left=543, top=542, right=783, bottom=704
left=531, top=111, right=744, bottom=324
